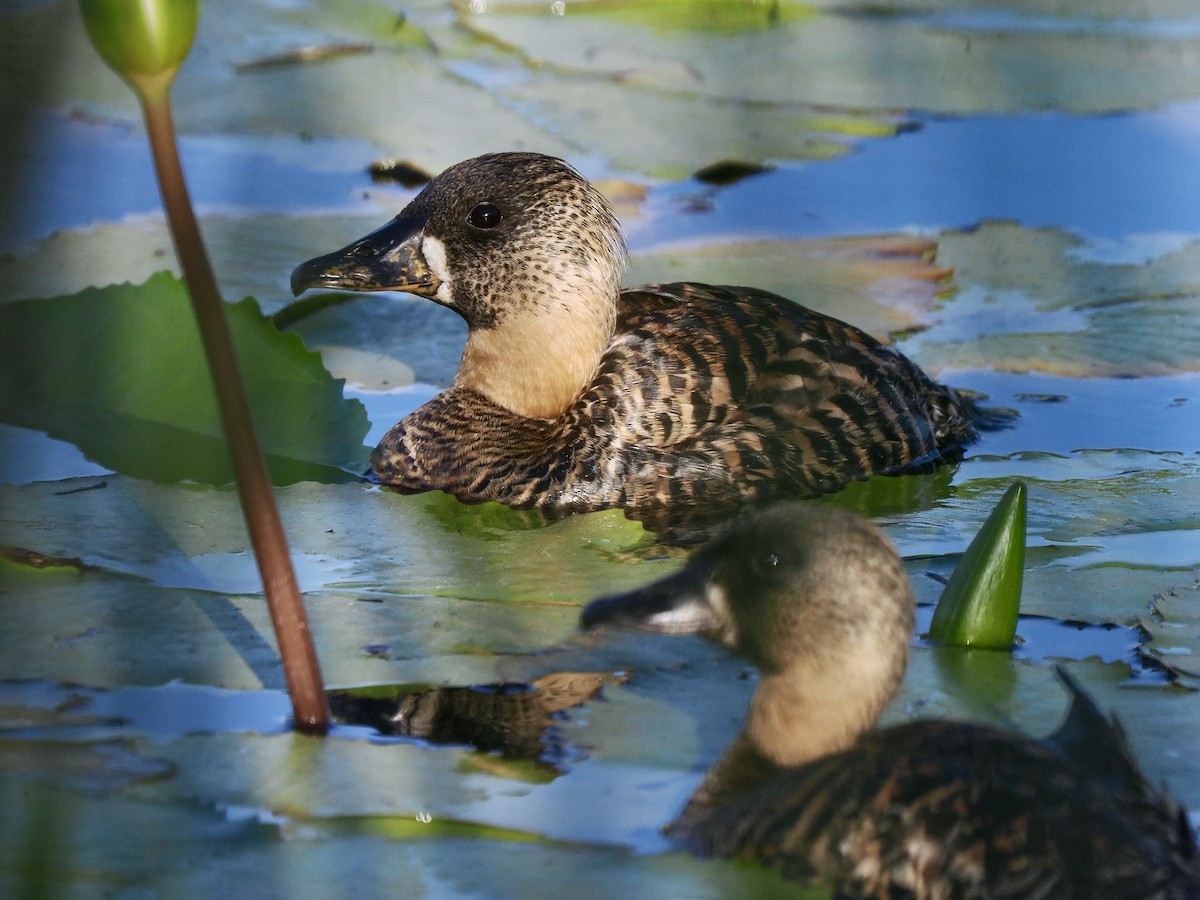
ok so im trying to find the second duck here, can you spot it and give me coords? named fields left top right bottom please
left=291, top=152, right=980, bottom=516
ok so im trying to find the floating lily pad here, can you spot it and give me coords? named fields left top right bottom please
left=0, top=777, right=270, bottom=898
left=880, top=453, right=1200, bottom=628
left=1, top=464, right=1197, bottom=895
left=0, top=273, right=371, bottom=484
left=0, top=214, right=329, bottom=312
left=500, top=0, right=820, bottom=36
left=460, top=0, right=1200, bottom=115
left=0, top=477, right=663, bottom=691
left=627, top=233, right=951, bottom=338
left=485, top=70, right=881, bottom=178
left=1136, top=582, right=1200, bottom=683
left=908, top=222, right=1200, bottom=376
left=149, top=813, right=811, bottom=898
left=0, top=739, right=173, bottom=793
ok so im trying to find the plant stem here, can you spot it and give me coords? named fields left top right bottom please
left=140, top=88, right=329, bottom=734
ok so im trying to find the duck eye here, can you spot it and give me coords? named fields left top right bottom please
left=468, top=202, right=502, bottom=230
left=751, top=551, right=781, bottom=578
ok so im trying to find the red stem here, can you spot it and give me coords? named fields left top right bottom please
left=140, top=90, right=329, bottom=734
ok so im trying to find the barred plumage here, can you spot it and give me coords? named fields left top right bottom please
left=291, top=153, right=984, bottom=524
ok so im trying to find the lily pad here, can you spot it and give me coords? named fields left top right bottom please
left=510, top=0, right=820, bottom=35
left=0, top=477, right=656, bottom=599
left=151, top=816, right=811, bottom=899
left=0, top=777, right=270, bottom=898
left=1137, top=582, right=1200, bottom=683
left=484, top=70, right=884, bottom=178
left=627, top=233, right=951, bottom=338
left=907, top=222, right=1200, bottom=376
left=0, top=476, right=664, bottom=689
left=0, top=739, right=173, bottom=793
left=0, top=0, right=574, bottom=174
left=1, top=463, right=1198, bottom=896
left=461, top=0, right=1200, bottom=115
left=0, top=273, right=371, bottom=484
left=878, top=454, right=1200, bottom=628
left=0, top=214, right=347, bottom=312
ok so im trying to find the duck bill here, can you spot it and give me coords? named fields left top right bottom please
left=580, top=560, right=725, bottom=636
left=289, top=214, right=438, bottom=298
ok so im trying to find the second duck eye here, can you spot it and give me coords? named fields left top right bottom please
left=751, top=551, right=781, bottom=578
left=468, top=202, right=502, bottom=230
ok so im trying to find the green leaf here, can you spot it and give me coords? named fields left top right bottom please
left=0, top=273, right=370, bottom=485
left=928, top=481, right=1027, bottom=649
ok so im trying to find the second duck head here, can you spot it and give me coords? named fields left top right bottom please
left=582, top=504, right=915, bottom=767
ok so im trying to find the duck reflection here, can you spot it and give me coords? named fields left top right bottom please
left=329, top=671, right=623, bottom=773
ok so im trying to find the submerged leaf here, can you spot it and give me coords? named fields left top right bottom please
left=0, top=273, right=370, bottom=485
left=928, top=481, right=1027, bottom=650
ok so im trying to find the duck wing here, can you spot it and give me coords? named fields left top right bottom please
left=585, top=283, right=977, bottom=508
left=671, top=719, right=1199, bottom=899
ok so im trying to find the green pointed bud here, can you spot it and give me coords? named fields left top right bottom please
left=928, top=480, right=1027, bottom=650
left=80, top=0, right=199, bottom=99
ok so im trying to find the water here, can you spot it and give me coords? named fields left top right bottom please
left=629, top=104, right=1200, bottom=254
left=10, top=101, right=1200, bottom=261
left=1, top=109, right=389, bottom=252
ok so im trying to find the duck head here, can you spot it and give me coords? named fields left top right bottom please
left=582, top=505, right=915, bottom=767
left=291, top=152, right=626, bottom=419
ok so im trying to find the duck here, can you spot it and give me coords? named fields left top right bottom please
left=291, top=152, right=982, bottom=518
left=580, top=504, right=1200, bottom=898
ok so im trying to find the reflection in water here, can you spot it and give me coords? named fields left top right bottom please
left=328, top=671, right=625, bottom=773
left=636, top=462, right=962, bottom=545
